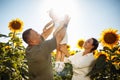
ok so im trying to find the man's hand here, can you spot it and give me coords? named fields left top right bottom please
left=59, top=44, right=70, bottom=57
left=41, top=21, right=54, bottom=40
left=43, top=20, right=53, bottom=32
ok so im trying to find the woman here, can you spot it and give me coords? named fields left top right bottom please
left=60, top=38, right=99, bottom=80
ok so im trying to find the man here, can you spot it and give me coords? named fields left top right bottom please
left=22, top=15, right=70, bottom=80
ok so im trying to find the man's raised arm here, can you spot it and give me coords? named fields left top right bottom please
left=41, top=20, right=54, bottom=40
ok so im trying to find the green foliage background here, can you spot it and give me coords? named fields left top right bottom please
left=0, top=32, right=73, bottom=80
left=0, top=32, right=120, bottom=80
left=0, top=32, right=28, bottom=80
left=88, top=45, right=120, bottom=80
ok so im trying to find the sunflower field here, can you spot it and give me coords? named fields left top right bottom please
left=89, top=28, right=120, bottom=80
left=0, top=19, right=28, bottom=80
left=0, top=18, right=120, bottom=80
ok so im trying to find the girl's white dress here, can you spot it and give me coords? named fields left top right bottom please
left=54, top=22, right=68, bottom=44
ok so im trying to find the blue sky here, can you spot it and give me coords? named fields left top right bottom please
left=0, top=0, right=120, bottom=49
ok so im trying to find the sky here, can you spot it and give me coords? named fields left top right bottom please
left=0, top=0, right=120, bottom=49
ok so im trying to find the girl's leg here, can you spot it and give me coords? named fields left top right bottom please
left=60, top=52, right=65, bottom=62
left=55, top=45, right=65, bottom=72
left=56, top=46, right=62, bottom=61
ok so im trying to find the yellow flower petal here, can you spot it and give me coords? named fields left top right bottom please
left=8, top=18, right=24, bottom=33
left=99, top=28, right=120, bottom=49
left=77, top=39, right=85, bottom=49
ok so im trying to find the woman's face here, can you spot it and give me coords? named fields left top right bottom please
left=83, top=38, right=94, bottom=51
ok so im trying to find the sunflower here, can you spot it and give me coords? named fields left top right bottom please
left=115, top=50, right=120, bottom=54
left=112, top=62, right=120, bottom=70
left=5, top=46, right=11, bottom=49
left=67, top=44, right=71, bottom=50
left=77, top=39, right=85, bottom=49
left=69, top=50, right=76, bottom=55
left=8, top=18, right=24, bottom=32
left=99, top=28, right=120, bottom=49
left=93, top=50, right=100, bottom=58
left=51, top=51, right=56, bottom=57
left=118, top=47, right=120, bottom=52
left=111, top=55, right=117, bottom=60
left=100, top=51, right=110, bottom=60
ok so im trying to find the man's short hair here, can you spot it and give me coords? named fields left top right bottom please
left=22, top=28, right=32, bottom=43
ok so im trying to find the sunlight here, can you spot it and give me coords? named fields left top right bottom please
left=41, top=0, right=79, bottom=20
left=39, top=0, right=80, bottom=49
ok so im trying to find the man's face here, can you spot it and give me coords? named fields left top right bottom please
left=28, top=29, right=41, bottom=45
left=83, top=38, right=94, bottom=50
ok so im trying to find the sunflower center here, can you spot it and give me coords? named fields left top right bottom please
left=67, top=45, right=70, bottom=49
left=78, top=41, right=84, bottom=47
left=104, top=33, right=117, bottom=44
left=11, top=21, right=21, bottom=30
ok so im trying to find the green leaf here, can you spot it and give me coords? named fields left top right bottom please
left=0, top=34, right=8, bottom=38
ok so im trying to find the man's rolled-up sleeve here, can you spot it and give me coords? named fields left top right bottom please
left=40, top=37, right=57, bottom=53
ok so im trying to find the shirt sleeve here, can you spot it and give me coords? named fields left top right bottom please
left=64, top=53, right=79, bottom=63
left=40, top=37, right=57, bottom=53
left=40, top=35, right=45, bottom=41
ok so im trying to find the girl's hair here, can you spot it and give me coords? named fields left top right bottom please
left=91, top=38, right=99, bottom=52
